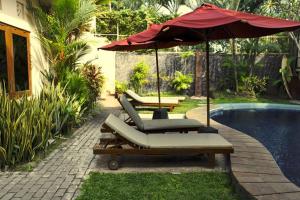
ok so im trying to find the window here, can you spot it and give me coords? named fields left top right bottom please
left=0, top=23, right=31, bottom=96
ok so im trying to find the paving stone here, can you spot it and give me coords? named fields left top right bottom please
left=71, top=178, right=81, bottom=185
left=33, top=188, right=48, bottom=198
left=67, top=185, right=78, bottom=193
left=14, top=189, right=29, bottom=198
left=21, top=192, right=34, bottom=200
left=28, top=184, right=42, bottom=193
left=41, top=181, right=54, bottom=189
left=43, top=191, right=56, bottom=199
left=60, top=181, right=72, bottom=189
left=55, top=188, right=67, bottom=197
left=62, top=193, right=74, bottom=200
left=1, top=193, right=15, bottom=200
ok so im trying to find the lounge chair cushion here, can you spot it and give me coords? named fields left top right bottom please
left=119, top=95, right=144, bottom=130
left=104, top=114, right=233, bottom=149
left=119, top=94, right=204, bottom=131
left=143, top=119, right=203, bottom=131
left=126, top=90, right=179, bottom=104
left=105, top=114, right=149, bottom=147
left=148, top=133, right=232, bottom=149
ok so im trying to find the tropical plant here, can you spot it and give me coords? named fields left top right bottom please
left=81, top=63, right=105, bottom=103
left=27, top=0, right=98, bottom=82
left=171, top=71, right=193, bottom=94
left=160, top=0, right=185, bottom=17
left=129, top=62, right=150, bottom=94
left=60, top=70, right=91, bottom=109
left=97, top=7, right=172, bottom=41
left=0, top=83, right=83, bottom=167
left=239, top=76, right=268, bottom=97
left=115, top=80, right=128, bottom=94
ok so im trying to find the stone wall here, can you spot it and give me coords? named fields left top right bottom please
left=115, top=51, right=284, bottom=96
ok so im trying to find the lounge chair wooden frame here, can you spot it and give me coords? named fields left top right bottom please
left=129, top=100, right=177, bottom=111
left=94, top=115, right=233, bottom=170
left=94, top=135, right=233, bottom=170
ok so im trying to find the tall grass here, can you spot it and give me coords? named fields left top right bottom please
left=0, top=83, right=84, bottom=167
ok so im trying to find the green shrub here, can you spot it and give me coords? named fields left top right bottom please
left=115, top=80, right=128, bottom=94
left=129, top=62, right=150, bottom=94
left=40, top=82, right=85, bottom=132
left=60, top=70, right=91, bottom=110
left=180, top=51, right=194, bottom=59
left=0, top=83, right=84, bottom=167
left=171, top=71, right=193, bottom=94
left=239, top=76, right=268, bottom=97
left=81, top=63, right=105, bottom=103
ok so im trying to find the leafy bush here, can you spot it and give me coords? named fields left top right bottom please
left=40, top=83, right=85, bottom=131
left=60, top=70, right=92, bottom=110
left=171, top=71, right=193, bottom=94
left=240, top=76, right=268, bottom=97
left=180, top=51, right=194, bottom=59
left=129, top=62, right=150, bottom=94
left=97, top=8, right=172, bottom=41
left=0, top=83, right=83, bottom=167
left=115, top=80, right=128, bottom=94
left=81, top=63, right=105, bottom=103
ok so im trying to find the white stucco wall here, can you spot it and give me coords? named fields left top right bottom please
left=0, top=0, right=48, bottom=95
left=80, top=32, right=116, bottom=98
left=79, top=17, right=116, bottom=98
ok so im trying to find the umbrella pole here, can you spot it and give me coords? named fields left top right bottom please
left=155, top=48, right=162, bottom=109
left=206, top=38, right=210, bottom=127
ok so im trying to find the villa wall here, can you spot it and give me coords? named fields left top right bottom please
left=80, top=33, right=116, bottom=97
left=115, top=52, right=284, bottom=96
left=0, top=0, right=48, bottom=95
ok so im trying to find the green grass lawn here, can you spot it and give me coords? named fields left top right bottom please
left=138, top=94, right=294, bottom=114
left=77, top=172, right=240, bottom=200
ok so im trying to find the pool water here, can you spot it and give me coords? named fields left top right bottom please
left=212, top=109, right=300, bottom=186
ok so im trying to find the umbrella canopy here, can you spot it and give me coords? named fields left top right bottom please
left=128, top=3, right=300, bottom=43
left=99, top=24, right=200, bottom=51
left=127, top=3, right=300, bottom=127
left=99, top=39, right=198, bottom=51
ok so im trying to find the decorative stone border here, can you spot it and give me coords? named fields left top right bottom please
left=186, top=105, right=300, bottom=200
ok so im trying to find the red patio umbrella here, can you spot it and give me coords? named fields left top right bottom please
left=127, top=3, right=300, bottom=126
left=99, top=25, right=199, bottom=110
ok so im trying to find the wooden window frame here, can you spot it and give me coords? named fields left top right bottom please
left=0, top=22, right=31, bottom=97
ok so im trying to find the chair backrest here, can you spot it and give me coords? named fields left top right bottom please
left=125, top=90, right=144, bottom=103
left=118, top=94, right=145, bottom=131
left=104, top=114, right=149, bottom=148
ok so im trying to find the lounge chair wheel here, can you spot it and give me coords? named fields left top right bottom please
left=108, top=159, right=119, bottom=170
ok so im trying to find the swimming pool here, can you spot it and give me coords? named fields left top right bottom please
left=211, top=103, right=300, bottom=187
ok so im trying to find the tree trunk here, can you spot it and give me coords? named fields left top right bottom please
left=281, top=56, right=293, bottom=99
left=231, top=39, right=238, bottom=92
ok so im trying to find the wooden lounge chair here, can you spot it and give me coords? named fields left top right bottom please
left=118, top=94, right=218, bottom=133
left=125, top=90, right=179, bottom=111
left=93, top=114, right=234, bottom=170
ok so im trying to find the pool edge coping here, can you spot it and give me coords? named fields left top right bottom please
left=186, top=104, right=300, bottom=200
